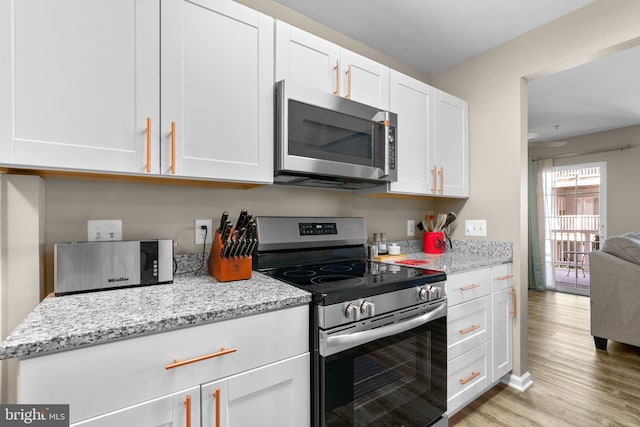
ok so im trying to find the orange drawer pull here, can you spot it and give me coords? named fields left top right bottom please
left=171, top=121, right=176, bottom=175
left=333, top=60, right=340, bottom=95
left=145, top=117, right=151, bottom=173
left=459, top=283, right=481, bottom=291
left=511, top=288, right=517, bottom=319
left=165, top=347, right=237, bottom=370
left=460, top=371, right=481, bottom=385
left=345, top=64, right=352, bottom=99
left=438, top=167, right=444, bottom=194
left=214, top=387, right=221, bottom=427
left=185, top=395, right=191, bottom=427
left=497, top=274, right=514, bottom=281
left=431, top=166, right=437, bottom=193
left=459, top=324, right=480, bottom=335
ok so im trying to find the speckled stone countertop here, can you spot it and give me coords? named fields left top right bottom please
left=387, top=238, right=513, bottom=273
left=0, top=261, right=311, bottom=360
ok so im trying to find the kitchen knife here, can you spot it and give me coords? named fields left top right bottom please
left=221, top=220, right=232, bottom=242
left=235, top=209, right=247, bottom=231
left=218, top=211, right=229, bottom=232
left=240, top=213, right=252, bottom=230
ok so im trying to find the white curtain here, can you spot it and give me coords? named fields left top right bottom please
left=537, top=159, right=556, bottom=289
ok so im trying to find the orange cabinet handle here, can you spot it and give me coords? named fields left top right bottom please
left=460, top=371, right=481, bottom=385
left=459, top=283, right=480, bottom=291
left=438, top=167, right=444, bottom=194
left=171, top=121, right=176, bottom=175
left=497, top=274, right=514, bottom=281
left=511, top=288, right=517, bottom=319
left=459, top=324, right=480, bottom=335
left=345, top=64, right=352, bottom=99
left=214, top=387, right=221, bottom=427
left=333, top=60, right=340, bottom=95
left=145, top=117, right=151, bottom=173
left=185, top=395, right=191, bottom=427
left=165, top=347, right=237, bottom=370
left=431, top=166, right=437, bottom=193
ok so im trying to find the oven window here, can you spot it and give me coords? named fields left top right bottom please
left=288, top=100, right=383, bottom=167
left=321, top=316, right=447, bottom=427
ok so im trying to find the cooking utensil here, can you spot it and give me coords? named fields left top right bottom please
left=218, top=211, right=229, bottom=232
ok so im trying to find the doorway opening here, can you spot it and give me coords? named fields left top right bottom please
left=541, top=162, right=606, bottom=296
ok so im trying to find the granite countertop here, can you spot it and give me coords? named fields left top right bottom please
left=386, top=238, right=513, bottom=273
left=0, top=270, right=311, bottom=361
left=0, top=239, right=511, bottom=361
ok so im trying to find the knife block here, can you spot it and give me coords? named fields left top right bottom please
left=208, top=230, right=252, bottom=282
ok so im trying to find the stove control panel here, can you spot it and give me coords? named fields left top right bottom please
left=298, top=222, right=338, bottom=236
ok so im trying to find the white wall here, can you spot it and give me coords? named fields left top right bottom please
left=431, top=0, right=640, bottom=379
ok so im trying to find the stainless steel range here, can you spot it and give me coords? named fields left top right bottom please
left=253, top=217, right=448, bottom=427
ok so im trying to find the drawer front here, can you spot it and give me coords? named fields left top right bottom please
left=447, top=342, right=490, bottom=416
left=447, top=296, right=491, bottom=360
left=19, top=305, right=309, bottom=424
left=491, top=263, right=513, bottom=292
left=447, top=268, right=491, bottom=307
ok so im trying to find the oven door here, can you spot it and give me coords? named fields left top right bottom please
left=276, top=80, right=397, bottom=182
left=319, top=301, right=447, bottom=427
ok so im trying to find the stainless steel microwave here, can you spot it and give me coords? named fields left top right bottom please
left=275, top=80, right=397, bottom=189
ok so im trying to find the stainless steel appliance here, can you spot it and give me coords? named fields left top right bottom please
left=253, top=217, right=448, bottom=427
left=54, top=239, right=173, bottom=295
left=275, top=80, right=397, bottom=189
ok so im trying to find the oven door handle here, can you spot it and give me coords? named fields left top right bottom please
left=322, top=302, right=446, bottom=356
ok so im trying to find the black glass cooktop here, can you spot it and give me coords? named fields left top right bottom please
left=263, top=259, right=446, bottom=305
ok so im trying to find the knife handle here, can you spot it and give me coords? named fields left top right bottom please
left=218, top=211, right=229, bottom=232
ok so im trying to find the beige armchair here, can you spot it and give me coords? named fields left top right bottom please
left=589, top=233, right=640, bottom=350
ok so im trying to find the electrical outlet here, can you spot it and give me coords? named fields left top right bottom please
left=195, top=219, right=213, bottom=244
left=88, top=220, right=122, bottom=241
left=407, top=220, right=415, bottom=237
left=465, top=220, right=487, bottom=237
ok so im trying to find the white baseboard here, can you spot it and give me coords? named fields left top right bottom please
left=501, top=371, right=533, bottom=392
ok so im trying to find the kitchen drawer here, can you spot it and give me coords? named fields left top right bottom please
left=19, top=305, right=309, bottom=424
left=447, top=296, right=491, bottom=360
left=492, top=263, right=513, bottom=292
left=447, top=342, right=490, bottom=416
left=447, top=268, right=491, bottom=307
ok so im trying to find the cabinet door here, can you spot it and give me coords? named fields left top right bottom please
left=388, top=70, right=434, bottom=195
left=492, top=288, right=513, bottom=382
left=432, top=90, right=469, bottom=197
left=5, top=0, right=159, bottom=173
left=161, top=0, right=274, bottom=183
left=202, top=353, right=310, bottom=427
left=275, top=20, right=340, bottom=94
left=71, top=386, right=200, bottom=427
left=340, top=49, right=390, bottom=110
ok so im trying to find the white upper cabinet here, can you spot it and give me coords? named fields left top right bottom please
left=2, top=0, right=274, bottom=184
left=3, top=0, right=160, bottom=174
left=387, top=70, right=435, bottom=195
left=162, top=0, right=274, bottom=183
left=275, top=21, right=389, bottom=109
left=432, top=90, right=469, bottom=197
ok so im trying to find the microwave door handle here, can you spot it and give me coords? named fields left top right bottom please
left=322, top=302, right=446, bottom=356
left=377, top=113, right=391, bottom=178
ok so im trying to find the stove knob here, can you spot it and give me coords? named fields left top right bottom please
left=418, top=287, right=431, bottom=301
left=430, top=287, right=441, bottom=300
left=360, top=300, right=376, bottom=317
left=345, top=304, right=360, bottom=321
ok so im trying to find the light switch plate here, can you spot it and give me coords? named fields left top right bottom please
left=407, top=220, right=415, bottom=237
left=88, top=220, right=122, bottom=241
left=465, top=220, right=487, bottom=237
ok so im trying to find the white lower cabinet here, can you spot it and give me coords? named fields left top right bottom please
left=18, top=305, right=310, bottom=426
left=446, top=263, right=514, bottom=416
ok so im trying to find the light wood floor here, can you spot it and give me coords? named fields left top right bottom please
left=450, top=290, right=640, bottom=426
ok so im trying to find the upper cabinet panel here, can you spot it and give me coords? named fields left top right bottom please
left=6, top=0, right=160, bottom=174
left=275, top=21, right=389, bottom=110
left=275, top=21, right=340, bottom=94
left=161, top=0, right=274, bottom=183
left=432, top=90, right=469, bottom=197
left=339, top=49, right=390, bottom=110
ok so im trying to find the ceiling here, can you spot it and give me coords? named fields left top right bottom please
left=273, top=0, right=640, bottom=144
